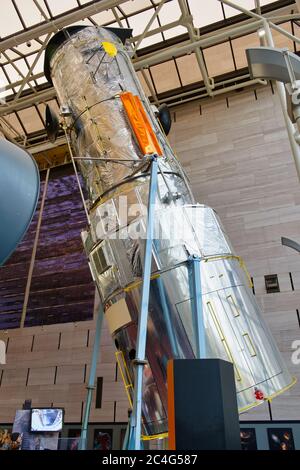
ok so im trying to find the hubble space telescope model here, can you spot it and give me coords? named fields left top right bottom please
left=44, top=26, right=294, bottom=437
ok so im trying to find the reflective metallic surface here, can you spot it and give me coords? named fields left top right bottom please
left=47, top=26, right=190, bottom=204
left=0, top=139, right=40, bottom=266
left=46, top=26, right=294, bottom=436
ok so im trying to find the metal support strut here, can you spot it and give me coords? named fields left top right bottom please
left=188, top=255, right=206, bottom=359
left=128, top=155, right=159, bottom=450
left=79, top=302, right=104, bottom=450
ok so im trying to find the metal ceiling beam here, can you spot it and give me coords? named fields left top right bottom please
left=29, top=136, right=67, bottom=154
left=218, top=0, right=300, bottom=44
left=1, top=1, right=299, bottom=118
left=0, top=9, right=296, bottom=117
left=134, top=19, right=263, bottom=69
left=128, top=18, right=183, bottom=43
left=135, top=8, right=300, bottom=70
left=13, top=34, right=51, bottom=102
left=0, top=0, right=128, bottom=52
left=4, top=72, right=44, bottom=91
left=1, top=50, right=37, bottom=95
left=111, top=6, right=123, bottom=28
left=132, top=0, right=167, bottom=55
left=0, top=89, right=56, bottom=115
left=0, top=2, right=296, bottom=74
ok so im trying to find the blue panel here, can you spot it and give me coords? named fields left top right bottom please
left=0, top=140, right=40, bottom=266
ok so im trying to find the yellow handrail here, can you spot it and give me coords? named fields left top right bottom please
left=141, top=432, right=168, bottom=441
left=115, top=350, right=133, bottom=408
left=203, top=254, right=253, bottom=289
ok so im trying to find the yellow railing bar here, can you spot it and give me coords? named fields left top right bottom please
left=124, top=273, right=160, bottom=292
left=207, top=300, right=242, bottom=382
left=239, top=376, right=297, bottom=413
left=203, top=254, right=253, bottom=289
left=115, top=350, right=133, bottom=408
left=141, top=432, right=169, bottom=441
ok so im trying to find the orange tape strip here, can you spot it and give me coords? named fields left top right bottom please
left=120, top=91, right=162, bottom=156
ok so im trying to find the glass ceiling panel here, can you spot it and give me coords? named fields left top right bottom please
left=0, top=68, right=8, bottom=86
left=46, top=0, right=79, bottom=17
left=105, top=20, right=128, bottom=29
left=159, top=1, right=181, bottom=25
left=128, top=9, right=163, bottom=48
left=158, top=0, right=187, bottom=39
left=138, top=32, right=163, bottom=48
left=128, top=9, right=160, bottom=36
left=260, top=0, right=278, bottom=4
left=121, top=0, right=153, bottom=15
left=67, top=18, right=94, bottom=28
left=163, top=25, right=186, bottom=39
left=0, top=88, right=12, bottom=102
left=188, top=0, right=224, bottom=28
left=38, top=34, right=49, bottom=42
left=0, top=0, right=289, bottom=41
left=4, top=59, right=30, bottom=83
left=14, top=0, right=48, bottom=28
left=90, top=9, right=115, bottom=25
left=223, top=0, right=256, bottom=18
left=0, top=0, right=23, bottom=38
left=1, top=49, right=21, bottom=62
left=36, top=76, right=49, bottom=85
left=26, top=53, right=45, bottom=75
left=223, top=0, right=280, bottom=17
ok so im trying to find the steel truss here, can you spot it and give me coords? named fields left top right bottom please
left=0, top=0, right=299, bottom=150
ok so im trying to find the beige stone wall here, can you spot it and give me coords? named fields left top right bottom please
left=0, top=294, right=128, bottom=424
left=1, top=83, right=300, bottom=425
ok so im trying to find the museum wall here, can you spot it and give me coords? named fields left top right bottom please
left=1, top=82, right=300, bottom=425
left=0, top=292, right=128, bottom=424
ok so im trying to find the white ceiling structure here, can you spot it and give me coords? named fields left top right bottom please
left=0, top=0, right=299, bottom=157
